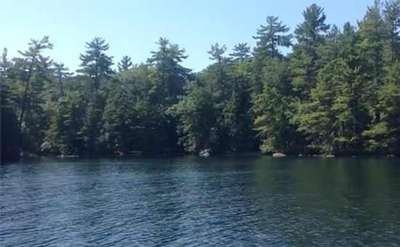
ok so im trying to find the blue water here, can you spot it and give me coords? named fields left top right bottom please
left=1, top=156, right=400, bottom=246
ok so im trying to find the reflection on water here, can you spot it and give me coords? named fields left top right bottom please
left=1, top=156, right=400, bottom=246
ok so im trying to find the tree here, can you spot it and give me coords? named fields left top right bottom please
left=253, top=16, right=292, bottom=59
left=253, top=59, right=299, bottom=153
left=11, top=36, right=53, bottom=153
left=102, top=79, right=133, bottom=154
left=252, top=17, right=292, bottom=96
left=78, top=37, right=114, bottom=154
left=363, top=61, right=400, bottom=154
left=383, top=0, right=400, bottom=62
left=44, top=90, right=86, bottom=155
left=1, top=48, right=20, bottom=162
left=148, top=38, right=191, bottom=105
left=170, top=80, right=218, bottom=153
left=291, top=4, right=330, bottom=98
left=229, top=43, right=251, bottom=62
left=79, top=37, right=114, bottom=92
left=52, top=62, right=71, bottom=98
left=357, top=1, right=387, bottom=127
left=118, top=55, right=133, bottom=72
left=296, top=59, right=363, bottom=154
left=146, top=38, right=192, bottom=153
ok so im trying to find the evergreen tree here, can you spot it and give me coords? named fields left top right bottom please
left=353, top=1, right=391, bottom=152
left=170, top=80, right=218, bottom=153
left=363, top=61, right=400, bottom=154
left=1, top=48, right=20, bottom=162
left=118, top=55, right=133, bottom=72
left=383, top=0, right=400, bottom=62
left=12, top=36, right=53, bottom=153
left=52, top=62, right=71, bottom=98
left=78, top=37, right=114, bottom=154
left=229, top=43, right=251, bottom=62
left=148, top=38, right=191, bottom=105
left=44, top=90, right=86, bottom=155
left=253, top=16, right=292, bottom=59
left=291, top=4, right=330, bottom=98
left=296, top=59, right=362, bottom=154
left=79, top=37, right=114, bottom=92
left=252, top=16, right=292, bottom=94
left=253, top=59, right=299, bottom=153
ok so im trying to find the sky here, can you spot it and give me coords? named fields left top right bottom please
left=1, top=0, right=375, bottom=72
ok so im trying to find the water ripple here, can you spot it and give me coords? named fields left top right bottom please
left=1, top=157, right=400, bottom=246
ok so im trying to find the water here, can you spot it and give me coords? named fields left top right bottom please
left=1, top=155, right=400, bottom=246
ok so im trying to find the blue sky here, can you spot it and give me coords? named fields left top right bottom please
left=1, top=0, right=374, bottom=72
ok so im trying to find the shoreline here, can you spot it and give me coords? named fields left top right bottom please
left=3, top=152, right=399, bottom=165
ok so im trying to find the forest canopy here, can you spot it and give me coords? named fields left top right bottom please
left=1, top=1, right=400, bottom=162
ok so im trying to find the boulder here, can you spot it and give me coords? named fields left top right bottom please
left=199, top=149, right=211, bottom=158
left=272, top=152, right=286, bottom=158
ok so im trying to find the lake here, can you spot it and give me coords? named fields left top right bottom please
left=1, top=155, right=400, bottom=246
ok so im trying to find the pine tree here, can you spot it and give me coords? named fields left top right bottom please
left=101, top=76, right=136, bottom=154
left=229, top=43, right=251, bottom=62
left=357, top=1, right=387, bottom=124
left=148, top=38, right=191, bottom=105
left=253, top=16, right=292, bottom=59
left=52, top=63, right=71, bottom=98
left=253, top=59, right=298, bottom=153
left=383, top=0, right=400, bottom=62
left=363, top=61, right=400, bottom=154
left=44, top=90, right=86, bottom=155
left=118, top=55, right=133, bottom=72
left=296, top=59, right=362, bottom=154
left=79, top=37, right=114, bottom=92
left=78, top=37, right=114, bottom=154
left=12, top=36, right=53, bottom=153
left=1, top=48, right=20, bottom=162
left=291, top=4, right=330, bottom=98
left=169, top=80, right=218, bottom=153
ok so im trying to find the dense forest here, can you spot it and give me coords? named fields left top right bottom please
left=1, top=1, right=400, bottom=162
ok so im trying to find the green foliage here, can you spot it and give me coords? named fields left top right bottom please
left=2, top=1, right=400, bottom=159
left=230, top=43, right=251, bottom=62
left=170, top=80, right=218, bottom=152
left=253, top=16, right=292, bottom=59
left=291, top=4, right=330, bottom=98
left=78, top=37, right=114, bottom=91
left=296, top=59, right=364, bottom=154
left=363, top=62, right=400, bottom=154
left=118, top=56, right=133, bottom=72
left=1, top=49, right=20, bottom=162
left=11, top=37, right=53, bottom=153
left=148, top=38, right=191, bottom=105
left=44, top=90, right=86, bottom=155
left=383, top=0, right=400, bottom=62
left=253, top=59, right=298, bottom=153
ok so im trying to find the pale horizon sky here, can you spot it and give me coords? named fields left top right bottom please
left=1, top=0, right=374, bottom=72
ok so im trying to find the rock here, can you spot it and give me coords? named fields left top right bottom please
left=325, top=154, right=335, bottom=158
left=128, top=150, right=143, bottom=157
left=57, top=154, right=79, bottom=158
left=199, top=149, right=211, bottom=158
left=272, top=152, right=286, bottom=158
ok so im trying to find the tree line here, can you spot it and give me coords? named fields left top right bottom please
left=1, top=1, right=400, bottom=162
